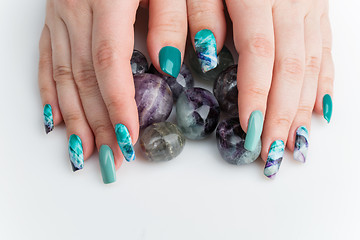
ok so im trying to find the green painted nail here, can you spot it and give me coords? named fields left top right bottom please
left=323, top=94, right=333, bottom=123
left=68, top=134, right=84, bottom=172
left=99, top=145, right=116, bottom=184
left=244, top=110, right=264, bottom=151
left=43, top=104, right=54, bottom=134
left=159, top=46, right=181, bottom=78
left=194, top=29, right=218, bottom=72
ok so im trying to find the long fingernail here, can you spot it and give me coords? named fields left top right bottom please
left=323, top=94, right=333, bottom=123
left=115, top=124, right=135, bottom=162
left=68, top=134, right=84, bottom=172
left=294, top=126, right=309, bottom=163
left=194, top=29, right=218, bottom=73
left=244, top=110, right=264, bottom=151
left=99, top=145, right=116, bottom=184
left=264, top=140, right=285, bottom=179
left=159, top=46, right=181, bottom=78
left=43, top=104, right=54, bottom=134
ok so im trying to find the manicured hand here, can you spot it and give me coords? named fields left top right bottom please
left=38, top=0, right=187, bottom=183
left=187, top=0, right=334, bottom=178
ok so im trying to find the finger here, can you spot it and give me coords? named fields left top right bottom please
left=314, top=13, right=334, bottom=123
left=262, top=5, right=306, bottom=178
left=38, top=25, right=62, bottom=134
left=49, top=17, right=94, bottom=171
left=92, top=1, right=139, bottom=162
left=225, top=0, right=274, bottom=152
left=147, top=0, right=187, bottom=77
left=287, top=12, right=322, bottom=163
left=187, top=0, right=226, bottom=72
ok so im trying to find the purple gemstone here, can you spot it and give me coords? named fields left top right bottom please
left=176, top=87, right=220, bottom=140
left=148, top=64, right=194, bottom=101
left=131, top=50, right=148, bottom=75
left=134, top=74, right=173, bottom=128
left=216, top=118, right=261, bottom=165
left=213, top=65, right=238, bottom=116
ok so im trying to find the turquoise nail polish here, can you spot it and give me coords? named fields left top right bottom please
left=115, top=124, right=135, bottom=162
left=244, top=110, right=264, bottom=151
left=68, top=134, right=84, bottom=172
left=194, top=29, right=218, bottom=73
left=159, top=46, right=181, bottom=78
left=323, top=94, right=333, bottom=123
left=99, top=145, right=116, bottom=184
left=294, top=126, right=309, bottom=163
left=264, top=140, right=284, bottom=179
left=43, top=104, right=54, bottom=134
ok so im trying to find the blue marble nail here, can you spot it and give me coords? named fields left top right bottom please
left=68, top=134, right=84, bottom=172
left=194, top=29, right=218, bottom=73
left=43, top=104, right=54, bottom=134
left=115, top=124, right=135, bottom=162
left=294, top=126, right=309, bottom=163
left=264, top=140, right=285, bottom=179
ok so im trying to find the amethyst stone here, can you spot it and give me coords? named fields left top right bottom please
left=134, top=74, right=173, bottom=128
left=131, top=50, right=148, bottom=75
left=176, top=87, right=220, bottom=140
left=148, top=64, right=194, bottom=100
left=216, top=118, right=261, bottom=165
left=213, top=65, right=238, bottom=116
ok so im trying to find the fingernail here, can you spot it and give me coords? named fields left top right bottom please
left=323, top=94, right=333, bottom=123
left=99, top=145, right=116, bottom=184
left=159, top=46, right=181, bottom=78
left=68, top=134, right=84, bottom=172
left=43, top=104, right=54, bottom=134
left=194, top=29, right=218, bottom=73
left=244, top=110, right=264, bottom=151
left=115, top=124, right=135, bottom=162
left=293, top=126, right=309, bottom=163
left=264, top=140, right=285, bottom=179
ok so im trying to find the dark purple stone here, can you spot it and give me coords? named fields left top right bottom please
left=131, top=50, right=148, bottom=75
left=176, top=87, right=220, bottom=140
left=213, top=65, right=238, bottom=116
left=134, top=74, right=173, bottom=128
left=216, top=118, right=261, bottom=165
left=148, top=64, right=194, bottom=101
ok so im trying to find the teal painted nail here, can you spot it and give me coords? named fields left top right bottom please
left=159, top=46, right=181, bottom=78
left=244, top=110, right=264, bottom=151
left=99, top=145, right=116, bottom=184
left=323, top=94, right=332, bottom=123
left=68, top=134, right=84, bottom=172
left=115, top=124, right=135, bottom=162
left=194, top=29, right=218, bottom=73
left=264, top=140, right=285, bottom=179
left=43, top=104, right=54, bottom=134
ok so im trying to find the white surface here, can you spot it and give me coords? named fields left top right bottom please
left=0, top=1, right=359, bottom=239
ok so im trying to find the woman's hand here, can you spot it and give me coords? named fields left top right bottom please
left=38, top=0, right=187, bottom=183
left=187, top=0, right=334, bottom=178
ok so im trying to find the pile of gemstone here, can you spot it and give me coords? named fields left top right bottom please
left=130, top=47, right=261, bottom=164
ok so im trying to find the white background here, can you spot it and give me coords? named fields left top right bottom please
left=0, top=1, right=359, bottom=239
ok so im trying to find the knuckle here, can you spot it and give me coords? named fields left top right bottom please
left=53, top=65, right=73, bottom=83
left=297, top=104, right=314, bottom=116
left=319, top=76, right=333, bottom=84
left=65, top=111, right=81, bottom=125
left=273, top=115, right=293, bottom=127
left=305, top=56, right=321, bottom=75
left=188, top=1, right=221, bottom=20
left=105, top=92, right=134, bottom=115
left=58, top=0, right=77, bottom=8
left=73, top=68, right=99, bottom=97
left=38, top=55, right=52, bottom=70
left=246, top=85, right=268, bottom=100
left=277, top=57, right=304, bottom=83
left=151, top=11, right=186, bottom=34
left=92, top=120, right=112, bottom=136
left=248, top=34, right=274, bottom=58
left=94, top=40, right=119, bottom=70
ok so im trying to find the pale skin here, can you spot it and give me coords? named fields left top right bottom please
left=39, top=0, right=334, bottom=170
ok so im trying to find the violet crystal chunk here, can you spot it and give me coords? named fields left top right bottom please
left=131, top=50, right=148, bottom=75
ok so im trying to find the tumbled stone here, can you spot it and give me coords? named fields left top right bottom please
left=140, top=122, right=186, bottom=162
left=134, top=74, right=173, bottom=128
left=213, top=65, right=238, bottom=116
left=216, top=118, right=261, bottom=165
left=148, top=64, right=194, bottom=101
left=176, top=87, right=220, bottom=140
left=131, top=50, right=148, bottom=75
left=188, top=45, right=234, bottom=82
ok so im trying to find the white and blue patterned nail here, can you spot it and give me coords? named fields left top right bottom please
left=194, top=29, right=218, bottom=73
left=68, top=134, right=84, bottom=172
left=264, top=140, right=285, bottom=179
left=43, top=104, right=54, bottom=134
left=294, top=126, right=309, bottom=163
left=115, top=124, right=135, bottom=162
